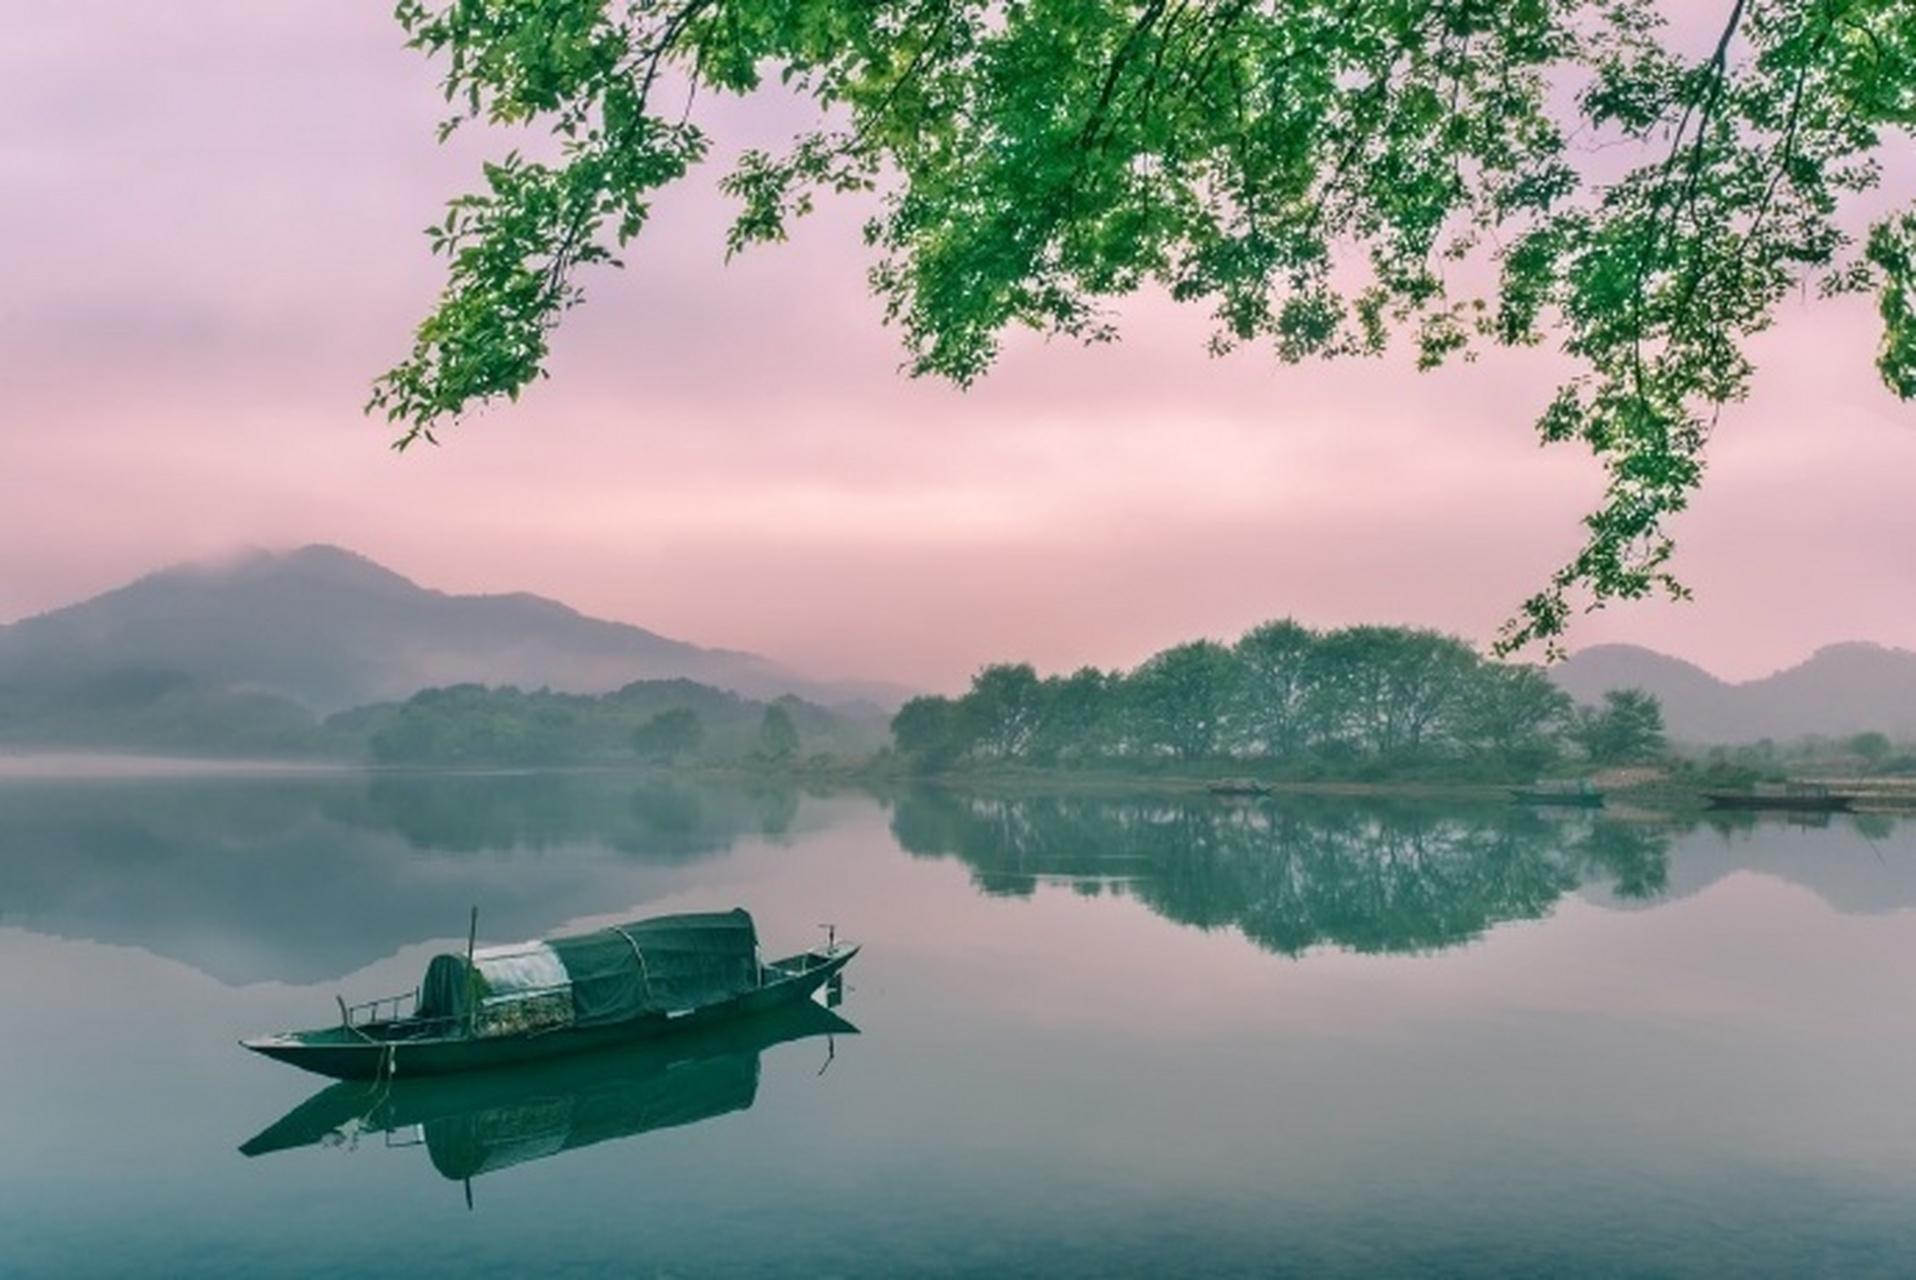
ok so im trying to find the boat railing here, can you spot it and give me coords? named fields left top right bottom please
left=338, top=990, right=420, bottom=1028
left=768, top=941, right=852, bottom=980
left=336, top=981, right=580, bottom=1036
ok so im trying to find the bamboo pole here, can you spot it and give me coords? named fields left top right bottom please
left=464, top=906, right=479, bottom=1036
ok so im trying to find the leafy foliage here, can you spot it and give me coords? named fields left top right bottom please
left=1570, top=686, right=1668, bottom=763
left=370, top=682, right=587, bottom=765
left=1126, top=641, right=1238, bottom=761
left=890, top=617, right=1603, bottom=776
left=757, top=700, right=802, bottom=761
left=374, top=0, right=1915, bottom=647
left=359, top=676, right=881, bottom=765
left=0, top=666, right=334, bottom=757
left=632, top=705, right=705, bottom=762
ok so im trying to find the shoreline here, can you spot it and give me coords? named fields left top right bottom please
left=7, top=750, right=1916, bottom=815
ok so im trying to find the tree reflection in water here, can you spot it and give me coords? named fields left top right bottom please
left=891, top=790, right=1670, bottom=956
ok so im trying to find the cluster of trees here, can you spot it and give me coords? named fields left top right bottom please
left=355, top=679, right=874, bottom=767
left=0, top=666, right=336, bottom=758
left=891, top=621, right=1665, bottom=777
left=1687, top=729, right=1916, bottom=778
left=628, top=701, right=801, bottom=765
left=0, top=667, right=859, bottom=768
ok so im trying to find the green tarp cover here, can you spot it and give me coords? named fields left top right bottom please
left=417, top=909, right=759, bottom=1032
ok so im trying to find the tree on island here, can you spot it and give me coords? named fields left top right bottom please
left=1125, top=641, right=1238, bottom=761
left=890, top=618, right=1583, bottom=775
left=632, top=706, right=705, bottom=764
left=1847, top=730, right=1893, bottom=766
left=370, top=683, right=585, bottom=766
left=1455, top=662, right=1578, bottom=776
left=370, top=1, right=1914, bottom=651
left=963, top=663, right=1051, bottom=760
left=1572, top=687, right=1668, bottom=764
left=1231, top=620, right=1316, bottom=758
left=757, top=701, right=801, bottom=762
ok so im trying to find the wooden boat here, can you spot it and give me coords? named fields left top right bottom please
left=1702, top=782, right=1856, bottom=812
left=1510, top=779, right=1605, bottom=807
left=239, top=999, right=859, bottom=1180
left=241, top=908, right=858, bottom=1081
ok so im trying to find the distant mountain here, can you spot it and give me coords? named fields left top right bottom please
left=0, top=545, right=908, bottom=719
left=1551, top=642, right=1916, bottom=743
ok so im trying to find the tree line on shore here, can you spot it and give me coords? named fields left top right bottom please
left=356, top=680, right=877, bottom=767
left=889, top=620, right=1665, bottom=779
left=0, top=622, right=1669, bottom=779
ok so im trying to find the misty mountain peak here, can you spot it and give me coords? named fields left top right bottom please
left=0, top=546, right=887, bottom=715
left=153, top=544, right=425, bottom=599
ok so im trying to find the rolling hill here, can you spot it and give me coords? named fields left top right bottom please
left=0, top=546, right=907, bottom=751
left=1551, top=642, right=1916, bottom=744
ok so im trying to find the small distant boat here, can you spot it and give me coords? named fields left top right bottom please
left=1510, top=779, right=1605, bottom=807
left=1702, top=782, right=1857, bottom=812
left=1208, top=778, right=1273, bottom=797
left=241, top=908, right=858, bottom=1081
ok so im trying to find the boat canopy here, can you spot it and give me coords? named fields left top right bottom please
left=416, top=909, right=760, bottom=1036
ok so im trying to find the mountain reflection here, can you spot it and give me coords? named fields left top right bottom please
left=241, top=1000, right=855, bottom=1188
left=891, top=790, right=1671, bottom=956
left=0, top=772, right=798, bottom=984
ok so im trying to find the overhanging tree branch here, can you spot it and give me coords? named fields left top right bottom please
left=373, top=0, right=1915, bottom=652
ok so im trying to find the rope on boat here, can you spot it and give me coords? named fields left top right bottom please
left=608, top=924, right=653, bottom=1007
left=336, top=993, right=385, bottom=1047
left=359, top=1053, right=399, bottom=1117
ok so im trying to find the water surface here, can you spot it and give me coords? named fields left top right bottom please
left=3, top=771, right=1914, bottom=1277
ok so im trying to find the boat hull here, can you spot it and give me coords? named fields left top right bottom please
left=243, top=946, right=856, bottom=1081
left=1510, top=790, right=1604, bottom=807
left=1702, top=792, right=1854, bottom=812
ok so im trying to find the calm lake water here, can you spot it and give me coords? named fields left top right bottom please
left=4, top=767, right=1916, bottom=1278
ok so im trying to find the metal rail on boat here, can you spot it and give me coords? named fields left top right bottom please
left=337, top=990, right=420, bottom=1028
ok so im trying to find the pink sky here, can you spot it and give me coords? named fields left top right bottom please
left=4, top=2, right=1913, bottom=692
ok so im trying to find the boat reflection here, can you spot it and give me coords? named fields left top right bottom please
left=240, top=998, right=856, bottom=1184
